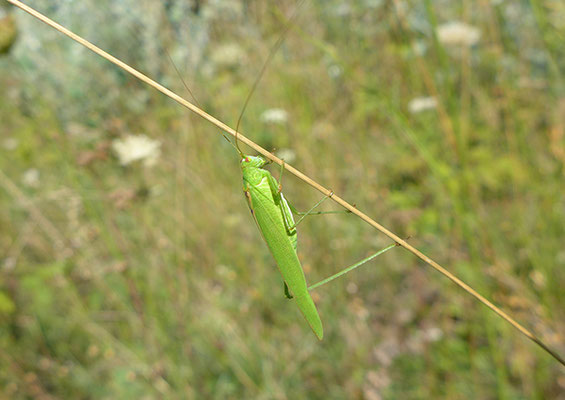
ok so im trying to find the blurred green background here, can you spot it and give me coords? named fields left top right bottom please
left=1, top=0, right=565, bottom=398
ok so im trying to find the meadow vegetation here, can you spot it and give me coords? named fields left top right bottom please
left=1, top=0, right=564, bottom=398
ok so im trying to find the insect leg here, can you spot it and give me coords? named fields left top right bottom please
left=287, top=191, right=352, bottom=229
left=308, top=243, right=398, bottom=291
left=277, top=159, right=285, bottom=194
left=284, top=281, right=293, bottom=299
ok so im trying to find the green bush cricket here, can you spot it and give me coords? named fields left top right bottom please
left=233, top=142, right=395, bottom=339
left=240, top=153, right=325, bottom=339
left=229, top=129, right=394, bottom=340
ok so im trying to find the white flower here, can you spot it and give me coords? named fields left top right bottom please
left=22, top=168, right=40, bottom=187
left=260, top=108, right=288, bottom=125
left=210, top=43, right=244, bottom=69
left=436, top=21, right=481, bottom=47
left=2, top=138, right=18, bottom=150
left=408, top=96, right=437, bottom=113
left=112, top=134, right=161, bottom=167
left=328, top=64, right=343, bottom=79
left=423, top=327, right=443, bottom=342
left=275, top=148, right=296, bottom=163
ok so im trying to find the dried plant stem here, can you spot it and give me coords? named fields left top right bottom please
left=9, top=0, right=564, bottom=367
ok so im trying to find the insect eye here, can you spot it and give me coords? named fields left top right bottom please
left=245, top=157, right=249, bottom=162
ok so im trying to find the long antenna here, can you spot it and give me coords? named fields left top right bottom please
left=234, top=0, right=306, bottom=155
left=8, top=0, right=565, bottom=367
left=164, top=49, right=201, bottom=109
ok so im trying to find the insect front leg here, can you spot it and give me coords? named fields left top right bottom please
left=265, top=173, right=296, bottom=237
left=266, top=167, right=349, bottom=232
left=287, top=191, right=352, bottom=230
left=264, top=161, right=285, bottom=195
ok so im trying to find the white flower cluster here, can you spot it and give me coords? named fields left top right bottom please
left=408, top=96, right=437, bottom=114
left=275, top=148, right=296, bottom=164
left=260, top=108, right=288, bottom=125
left=210, top=43, right=245, bottom=69
left=112, top=134, right=161, bottom=167
left=22, top=168, right=40, bottom=187
left=436, top=21, right=481, bottom=47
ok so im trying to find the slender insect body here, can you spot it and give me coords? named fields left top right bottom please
left=241, top=155, right=323, bottom=339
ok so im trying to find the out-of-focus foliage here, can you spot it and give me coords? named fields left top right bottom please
left=1, top=0, right=565, bottom=398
